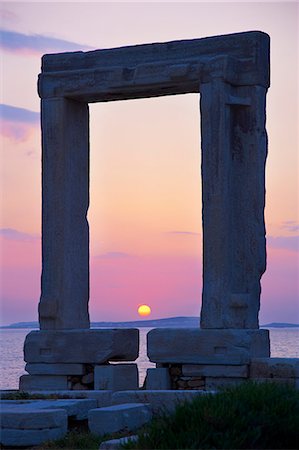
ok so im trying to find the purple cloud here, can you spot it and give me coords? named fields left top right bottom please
left=267, top=235, right=299, bottom=253
left=281, top=221, right=299, bottom=233
left=0, top=104, right=39, bottom=124
left=96, top=252, right=133, bottom=260
left=0, top=29, right=92, bottom=55
left=0, top=228, right=40, bottom=242
left=1, top=104, right=39, bottom=142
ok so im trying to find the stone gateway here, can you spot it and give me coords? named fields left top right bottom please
left=21, top=31, right=283, bottom=392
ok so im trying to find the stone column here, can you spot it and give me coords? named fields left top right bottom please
left=200, top=80, right=267, bottom=329
left=39, top=97, right=90, bottom=329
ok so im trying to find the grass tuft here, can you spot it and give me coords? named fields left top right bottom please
left=124, top=381, right=299, bottom=449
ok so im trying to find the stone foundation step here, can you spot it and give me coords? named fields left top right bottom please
left=112, top=389, right=214, bottom=414
left=0, top=407, right=67, bottom=447
left=88, top=403, right=152, bottom=435
left=1, top=398, right=97, bottom=421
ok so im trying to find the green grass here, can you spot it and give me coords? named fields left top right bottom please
left=35, top=430, right=101, bottom=449
left=124, top=382, right=299, bottom=449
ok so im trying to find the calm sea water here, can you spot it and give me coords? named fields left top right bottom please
left=0, top=327, right=298, bottom=390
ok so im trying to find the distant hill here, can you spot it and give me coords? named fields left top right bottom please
left=1, top=317, right=299, bottom=329
left=261, top=322, right=299, bottom=328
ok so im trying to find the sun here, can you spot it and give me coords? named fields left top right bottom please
left=137, top=304, right=151, bottom=317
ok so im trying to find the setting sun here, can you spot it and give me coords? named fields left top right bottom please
left=138, top=304, right=151, bottom=317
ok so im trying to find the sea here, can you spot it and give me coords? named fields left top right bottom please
left=0, top=327, right=298, bottom=390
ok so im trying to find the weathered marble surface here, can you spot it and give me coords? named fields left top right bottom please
left=24, top=329, right=139, bottom=363
left=39, top=98, right=90, bottom=330
left=145, top=368, right=171, bottom=390
left=39, top=31, right=269, bottom=102
left=250, top=357, right=299, bottom=378
left=36, top=31, right=270, bottom=336
left=25, top=363, right=85, bottom=375
left=94, top=364, right=138, bottom=391
left=200, top=82, right=268, bottom=328
left=88, top=403, right=152, bottom=435
left=147, top=328, right=270, bottom=364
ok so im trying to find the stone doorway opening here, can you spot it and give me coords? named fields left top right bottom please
left=88, top=94, right=202, bottom=322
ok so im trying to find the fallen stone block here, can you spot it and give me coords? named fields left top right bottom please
left=19, top=375, right=69, bottom=391
left=182, top=364, right=248, bottom=378
left=1, top=407, right=67, bottom=429
left=88, top=403, right=152, bottom=435
left=146, top=368, right=171, bottom=389
left=24, top=329, right=139, bottom=363
left=99, top=435, right=138, bottom=449
left=250, top=358, right=299, bottom=379
left=94, top=364, right=138, bottom=391
left=25, top=363, right=85, bottom=375
left=147, top=328, right=270, bottom=365
left=1, top=398, right=97, bottom=421
left=1, top=427, right=67, bottom=447
left=0, top=408, right=67, bottom=447
left=112, top=390, right=213, bottom=414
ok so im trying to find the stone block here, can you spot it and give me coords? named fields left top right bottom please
left=24, top=329, right=139, bottom=363
left=1, top=427, right=67, bottom=447
left=88, top=403, right=152, bottom=435
left=250, top=358, right=299, bottom=379
left=94, top=364, right=138, bottom=391
left=99, top=435, right=138, bottom=449
left=145, top=368, right=171, bottom=390
left=112, top=390, right=212, bottom=414
left=25, top=363, right=85, bottom=375
left=1, top=407, right=67, bottom=429
left=0, top=408, right=67, bottom=447
left=182, top=364, right=248, bottom=378
left=147, top=328, right=269, bottom=365
left=19, top=375, right=68, bottom=391
left=205, top=377, right=245, bottom=390
left=1, top=398, right=97, bottom=421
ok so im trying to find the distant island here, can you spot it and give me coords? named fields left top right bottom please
left=1, top=317, right=299, bottom=329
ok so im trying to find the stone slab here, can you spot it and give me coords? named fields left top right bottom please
left=16, top=390, right=112, bottom=407
left=20, top=375, right=69, bottom=390
left=1, top=427, right=67, bottom=447
left=0, top=407, right=67, bottom=429
left=0, top=407, right=67, bottom=447
left=182, top=364, right=248, bottom=378
left=250, top=358, right=299, bottom=379
left=94, top=364, right=138, bottom=391
left=39, top=32, right=270, bottom=103
left=25, top=363, right=86, bottom=375
left=147, top=328, right=270, bottom=365
left=99, top=435, right=138, bottom=449
left=24, top=329, right=139, bottom=363
left=112, top=390, right=213, bottom=414
left=146, top=368, right=171, bottom=390
left=1, top=398, right=97, bottom=421
left=88, top=403, right=152, bottom=435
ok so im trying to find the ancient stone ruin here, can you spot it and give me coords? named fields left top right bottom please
left=19, top=31, right=298, bottom=394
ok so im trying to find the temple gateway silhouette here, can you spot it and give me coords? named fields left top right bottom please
left=20, top=31, right=298, bottom=393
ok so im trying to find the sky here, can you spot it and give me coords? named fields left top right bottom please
left=0, top=1, right=298, bottom=326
